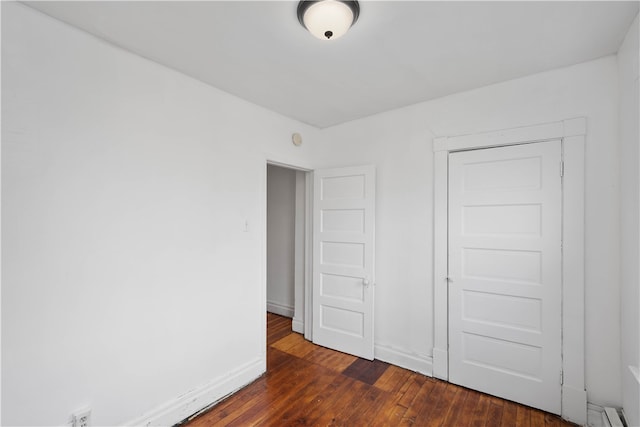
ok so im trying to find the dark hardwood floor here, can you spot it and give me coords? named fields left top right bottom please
left=185, top=313, right=576, bottom=426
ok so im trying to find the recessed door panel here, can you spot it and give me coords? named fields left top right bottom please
left=462, top=248, right=542, bottom=284
left=463, top=333, right=543, bottom=379
left=321, top=273, right=364, bottom=302
left=463, top=290, right=542, bottom=331
left=321, top=209, right=365, bottom=233
left=463, top=156, right=542, bottom=191
left=463, top=204, right=542, bottom=236
left=321, top=175, right=365, bottom=200
left=320, top=306, right=364, bottom=337
left=321, top=242, right=365, bottom=268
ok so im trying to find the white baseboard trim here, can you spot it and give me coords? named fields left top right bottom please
left=374, top=344, right=433, bottom=376
left=562, top=384, right=587, bottom=425
left=122, top=358, right=264, bottom=426
left=588, top=403, right=606, bottom=427
left=267, top=301, right=294, bottom=318
left=291, top=317, right=304, bottom=334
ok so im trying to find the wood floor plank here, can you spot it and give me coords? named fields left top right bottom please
left=376, top=404, right=411, bottom=427
left=191, top=381, right=268, bottom=425
left=486, top=400, right=505, bottom=427
left=453, top=387, right=481, bottom=427
left=259, top=369, right=339, bottom=425
left=516, top=404, right=531, bottom=427
left=266, top=314, right=291, bottom=345
left=398, top=379, right=436, bottom=426
left=230, top=359, right=326, bottom=425
left=202, top=357, right=309, bottom=425
left=271, top=333, right=316, bottom=358
left=470, top=394, right=492, bottom=427
left=369, top=371, right=424, bottom=427
left=531, top=409, right=547, bottom=427
left=373, top=364, right=413, bottom=393
left=424, top=382, right=460, bottom=427
left=186, top=380, right=267, bottom=427
left=343, top=384, right=389, bottom=425
left=443, top=387, right=471, bottom=426
left=342, top=358, right=390, bottom=385
left=413, top=379, right=449, bottom=426
left=266, top=346, right=291, bottom=370
left=393, top=370, right=424, bottom=403
left=544, top=412, right=563, bottom=427
left=186, top=313, right=578, bottom=427
left=294, top=374, right=356, bottom=426
left=310, top=378, right=371, bottom=426
left=302, top=344, right=357, bottom=373
left=501, top=400, right=518, bottom=427
left=397, top=373, right=428, bottom=408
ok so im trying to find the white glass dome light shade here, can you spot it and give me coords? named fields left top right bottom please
left=298, top=1, right=360, bottom=41
left=304, top=1, right=352, bottom=40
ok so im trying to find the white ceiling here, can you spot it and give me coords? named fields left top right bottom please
left=26, top=1, right=639, bottom=128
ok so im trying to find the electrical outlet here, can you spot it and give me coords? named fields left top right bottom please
left=71, top=408, right=91, bottom=427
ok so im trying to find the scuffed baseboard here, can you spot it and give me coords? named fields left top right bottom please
left=267, top=301, right=294, bottom=318
left=374, top=344, right=433, bottom=376
left=122, top=358, right=264, bottom=426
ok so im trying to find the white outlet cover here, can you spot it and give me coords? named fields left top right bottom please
left=72, top=408, right=91, bottom=427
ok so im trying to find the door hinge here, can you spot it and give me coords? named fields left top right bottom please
left=559, top=371, right=564, bottom=385
left=560, top=161, right=565, bottom=177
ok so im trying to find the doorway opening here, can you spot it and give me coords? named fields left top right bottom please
left=265, top=162, right=377, bottom=364
left=267, top=164, right=298, bottom=320
left=265, top=162, right=312, bottom=368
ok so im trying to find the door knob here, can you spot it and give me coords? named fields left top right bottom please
left=363, top=278, right=370, bottom=287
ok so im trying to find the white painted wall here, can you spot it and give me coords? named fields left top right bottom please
left=617, top=13, right=640, bottom=427
left=1, top=3, right=318, bottom=425
left=312, top=56, right=622, bottom=408
left=315, top=108, right=436, bottom=373
left=2, top=2, right=633, bottom=425
left=266, top=165, right=296, bottom=317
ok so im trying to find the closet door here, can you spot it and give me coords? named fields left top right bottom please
left=448, top=141, right=562, bottom=414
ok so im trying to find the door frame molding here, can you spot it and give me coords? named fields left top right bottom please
left=432, top=118, right=587, bottom=424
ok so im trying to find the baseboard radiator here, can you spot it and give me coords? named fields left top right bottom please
left=602, top=407, right=625, bottom=427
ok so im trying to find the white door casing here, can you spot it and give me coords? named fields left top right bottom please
left=312, top=165, right=375, bottom=360
left=448, top=141, right=562, bottom=414
left=432, top=118, right=587, bottom=424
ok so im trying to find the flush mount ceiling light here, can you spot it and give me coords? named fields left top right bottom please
left=297, top=0, right=360, bottom=41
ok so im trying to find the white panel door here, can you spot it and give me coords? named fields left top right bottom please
left=313, top=165, right=375, bottom=360
left=448, top=141, right=562, bottom=414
